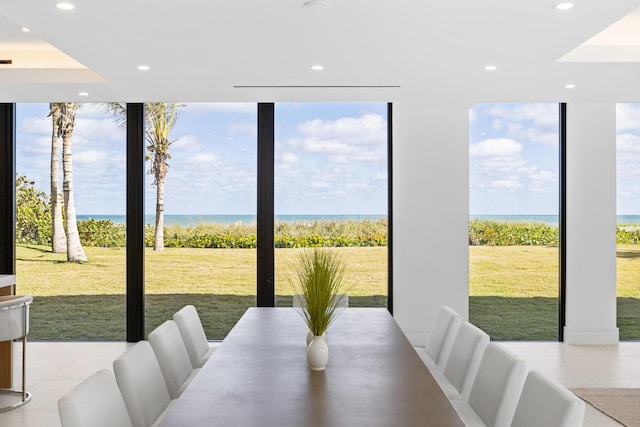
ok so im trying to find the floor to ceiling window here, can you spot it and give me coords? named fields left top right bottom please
left=273, top=103, right=389, bottom=309
left=616, top=103, right=640, bottom=340
left=469, top=103, right=560, bottom=340
left=9, top=101, right=391, bottom=341
left=15, top=103, right=127, bottom=339
left=142, top=103, right=257, bottom=340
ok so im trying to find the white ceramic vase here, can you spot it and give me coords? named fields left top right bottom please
left=306, top=329, right=327, bottom=346
left=307, top=335, right=329, bottom=371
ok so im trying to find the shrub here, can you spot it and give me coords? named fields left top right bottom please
left=16, top=175, right=52, bottom=245
left=468, top=220, right=558, bottom=246
left=77, top=219, right=126, bottom=247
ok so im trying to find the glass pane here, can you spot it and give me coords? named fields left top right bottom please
left=143, top=103, right=257, bottom=340
left=273, top=103, right=388, bottom=310
left=616, top=103, right=640, bottom=340
left=16, top=103, right=126, bottom=339
left=469, top=103, right=559, bottom=340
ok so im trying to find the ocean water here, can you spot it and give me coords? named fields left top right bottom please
left=76, top=214, right=640, bottom=227
left=471, top=215, right=640, bottom=226
left=76, top=214, right=387, bottom=227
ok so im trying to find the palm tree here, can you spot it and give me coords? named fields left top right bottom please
left=145, top=103, right=180, bottom=251
left=55, top=102, right=87, bottom=262
left=105, top=103, right=181, bottom=251
left=48, top=104, right=67, bottom=253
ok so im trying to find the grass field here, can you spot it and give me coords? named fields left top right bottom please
left=15, top=244, right=640, bottom=340
left=16, top=245, right=388, bottom=340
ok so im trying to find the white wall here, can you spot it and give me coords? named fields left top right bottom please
left=392, top=101, right=620, bottom=346
left=564, top=103, right=619, bottom=344
left=392, top=102, right=470, bottom=346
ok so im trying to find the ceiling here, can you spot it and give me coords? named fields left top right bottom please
left=2, top=0, right=640, bottom=106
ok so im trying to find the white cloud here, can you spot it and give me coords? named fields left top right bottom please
left=481, top=158, right=527, bottom=170
left=303, top=139, right=350, bottom=154
left=19, top=136, right=50, bottom=157
left=73, top=150, right=108, bottom=165
left=229, top=123, right=257, bottom=136
left=617, top=133, right=640, bottom=153
left=183, top=153, right=222, bottom=166
left=486, top=103, right=558, bottom=128
left=469, top=138, right=522, bottom=157
left=20, top=117, right=50, bottom=135
left=280, top=152, right=299, bottom=163
left=297, top=114, right=386, bottom=146
left=469, top=108, right=477, bottom=123
left=282, top=113, right=388, bottom=166
left=490, top=179, right=522, bottom=189
left=482, top=103, right=559, bottom=146
left=74, top=118, right=123, bottom=142
left=172, top=134, right=204, bottom=151
left=616, top=103, right=640, bottom=132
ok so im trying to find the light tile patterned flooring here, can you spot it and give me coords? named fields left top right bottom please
left=0, top=341, right=638, bottom=426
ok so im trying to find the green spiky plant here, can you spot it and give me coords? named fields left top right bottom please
left=292, top=248, right=349, bottom=337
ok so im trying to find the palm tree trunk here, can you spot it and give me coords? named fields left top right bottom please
left=49, top=104, right=67, bottom=253
left=62, top=130, right=87, bottom=262
left=154, top=177, right=165, bottom=251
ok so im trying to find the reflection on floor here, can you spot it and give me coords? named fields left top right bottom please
left=0, top=341, right=637, bottom=426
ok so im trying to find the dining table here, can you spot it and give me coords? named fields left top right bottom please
left=158, top=307, right=465, bottom=427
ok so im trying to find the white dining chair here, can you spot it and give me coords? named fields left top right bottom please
left=148, top=320, right=200, bottom=399
left=113, top=341, right=175, bottom=427
left=173, top=305, right=215, bottom=368
left=0, top=295, right=32, bottom=412
left=58, top=369, right=133, bottom=427
left=416, top=305, right=461, bottom=371
left=431, top=321, right=489, bottom=400
left=451, top=342, right=527, bottom=427
left=510, top=370, right=585, bottom=427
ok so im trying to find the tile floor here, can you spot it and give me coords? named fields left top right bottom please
left=0, top=340, right=637, bottom=426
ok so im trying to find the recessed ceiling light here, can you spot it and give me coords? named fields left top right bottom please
left=55, top=2, right=75, bottom=10
left=311, top=65, right=324, bottom=71
left=484, top=65, right=497, bottom=71
left=555, top=2, right=574, bottom=10
left=78, top=91, right=89, bottom=96
left=303, top=1, right=330, bottom=10
left=565, top=83, right=576, bottom=89
left=137, top=65, right=150, bottom=71
left=21, top=27, right=30, bottom=33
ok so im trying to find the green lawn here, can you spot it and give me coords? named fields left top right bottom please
left=16, top=245, right=387, bottom=340
left=15, top=244, right=640, bottom=340
left=470, top=244, right=640, bottom=340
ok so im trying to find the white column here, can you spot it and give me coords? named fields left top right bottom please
left=564, top=103, right=619, bottom=345
left=392, top=102, right=470, bottom=345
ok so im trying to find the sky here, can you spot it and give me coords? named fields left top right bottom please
left=15, top=102, right=640, bottom=216
left=470, top=102, right=640, bottom=215
left=15, top=102, right=388, bottom=216
left=469, top=103, right=560, bottom=215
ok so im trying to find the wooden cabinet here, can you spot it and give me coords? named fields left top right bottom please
left=0, top=275, right=16, bottom=388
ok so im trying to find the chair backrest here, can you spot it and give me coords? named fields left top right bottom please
left=148, top=320, right=195, bottom=399
left=0, top=295, right=32, bottom=341
left=58, top=369, right=133, bottom=427
left=468, top=342, right=527, bottom=427
left=442, top=321, right=490, bottom=400
left=425, top=305, right=461, bottom=370
left=173, top=305, right=209, bottom=368
left=511, top=370, right=585, bottom=427
left=113, top=341, right=172, bottom=427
